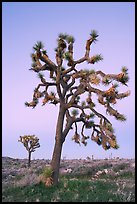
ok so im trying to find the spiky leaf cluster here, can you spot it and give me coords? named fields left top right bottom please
left=58, top=33, right=68, bottom=40
left=18, top=135, right=40, bottom=152
left=71, top=109, right=79, bottom=117
left=64, top=52, right=72, bottom=60
left=66, top=35, right=75, bottom=43
left=90, top=30, right=99, bottom=42
left=90, top=54, right=103, bottom=64
left=33, top=41, right=44, bottom=51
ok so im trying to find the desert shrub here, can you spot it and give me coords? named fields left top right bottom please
left=14, top=173, right=39, bottom=187
left=117, top=171, right=134, bottom=179
left=38, top=166, right=53, bottom=186
left=42, top=167, right=53, bottom=178
left=113, top=163, right=129, bottom=172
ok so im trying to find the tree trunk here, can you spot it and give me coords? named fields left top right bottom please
left=28, top=151, right=31, bottom=167
left=51, top=105, right=66, bottom=185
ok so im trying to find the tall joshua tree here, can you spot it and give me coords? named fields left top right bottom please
left=18, top=135, right=40, bottom=167
left=25, top=30, right=130, bottom=185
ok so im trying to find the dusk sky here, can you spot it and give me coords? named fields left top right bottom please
left=2, top=2, right=135, bottom=160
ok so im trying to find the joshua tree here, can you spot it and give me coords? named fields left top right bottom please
left=18, top=135, right=40, bottom=167
left=25, top=30, right=130, bottom=185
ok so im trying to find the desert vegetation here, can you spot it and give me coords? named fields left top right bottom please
left=25, top=30, right=130, bottom=185
left=2, top=157, right=135, bottom=202
left=18, top=135, right=40, bottom=167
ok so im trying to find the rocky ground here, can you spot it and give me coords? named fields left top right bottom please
left=2, top=157, right=135, bottom=188
left=2, top=157, right=135, bottom=186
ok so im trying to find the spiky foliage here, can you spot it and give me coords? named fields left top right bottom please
left=116, top=114, right=126, bottom=121
left=58, top=33, right=68, bottom=40
left=42, top=167, right=53, bottom=178
left=102, top=77, right=111, bottom=85
left=66, top=35, right=75, bottom=43
left=114, top=66, right=129, bottom=86
left=18, top=135, right=40, bottom=167
left=90, top=30, right=99, bottom=42
left=105, top=122, right=114, bottom=133
left=85, top=120, right=94, bottom=129
left=121, top=66, right=128, bottom=73
left=64, top=51, right=71, bottom=60
left=42, top=50, right=47, bottom=55
left=24, top=101, right=30, bottom=107
left=71, top=109, right=79, bottom=117
left=39, top=167, right=54, bottom=187
left=24, top=99, right=39, bottom=108
left=89, top=113, right=95, bottom=118
left=89, top=69, right=95, bottom=74
left=72, top=133, right=80, bottom=144
left=26, top=29, right=130, bottom=185
left=90, top=54, right=103, bottom=64
left=33, top=41, right=44, bottom=51
left=112, top=83, right=119, bottom=89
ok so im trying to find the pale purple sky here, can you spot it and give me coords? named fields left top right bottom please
left=2, top=2, right=135, bottom=159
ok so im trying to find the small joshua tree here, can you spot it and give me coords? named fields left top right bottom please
left=18, top=135, right=40, bottom=167
left=25, top=30, right=130, bottom=185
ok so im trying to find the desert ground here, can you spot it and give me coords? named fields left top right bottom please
left=2, top=157, right=135, bottom=202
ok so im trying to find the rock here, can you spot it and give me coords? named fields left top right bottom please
left=104, top=169, right=108, bottom=174
left=60, top=168, right=72, bottom=174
